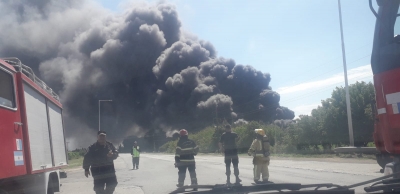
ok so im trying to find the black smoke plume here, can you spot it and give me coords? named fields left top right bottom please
left=0, top=0, right=294, bottom=148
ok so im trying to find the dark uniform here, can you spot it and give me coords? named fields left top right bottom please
left=175, top=135, right=199, bottom=186
left=220, top=131, right=240, bottom=182
left=83, top=141, right=119, bottom=194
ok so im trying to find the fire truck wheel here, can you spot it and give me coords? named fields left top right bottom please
left=376, top=153, right=392, bottom=169
left=47, top=178, right=55, bottom=194
left=0, top=182, right=23, bottom=194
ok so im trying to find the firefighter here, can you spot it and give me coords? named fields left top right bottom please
left=248, top=129, right=270, bottom=184
left=219, top=124, right=242, bottom=184
left=175, top=129, right=199, bottom=189
left=131, top=141, right=140, bottom=170
left=83, top=130, right=119, bottom=194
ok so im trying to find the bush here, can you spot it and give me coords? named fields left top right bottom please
left=190, top=127, right=217, bottom=153
left=68, top=152, right=81, bottom=160
left=67, top=149, right=87, bottom=160
left=160, top=127, right=220, bottom=153
left=160, top=121, right=287, bottom=154
left=159, top=140, right=177, bottom=153
left=159, top=120, right=348, bottom=155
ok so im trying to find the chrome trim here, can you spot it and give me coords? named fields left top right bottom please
left=0, top=64, right=18, bottom=111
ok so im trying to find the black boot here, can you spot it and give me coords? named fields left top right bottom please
left=226, top=176, right=231, bottom=185
left=235, top=176, right=242, bottom=184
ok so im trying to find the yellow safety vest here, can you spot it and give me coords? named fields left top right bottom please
left=132, top=146, right=140, bottom=157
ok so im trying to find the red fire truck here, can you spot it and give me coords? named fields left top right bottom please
left=369, top=0, right=400, bottom=172
left=0, top=58, right=67, bottom=194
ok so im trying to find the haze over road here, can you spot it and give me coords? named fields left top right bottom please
left=61, top=153, right=381, bottom=194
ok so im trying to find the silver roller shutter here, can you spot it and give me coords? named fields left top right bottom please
left=47, top=102, right=67, bottom=167
left=23, top=83, right=52, bottom=171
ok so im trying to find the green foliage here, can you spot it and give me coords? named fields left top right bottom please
left=160, top=122, right=286, bottom=154
left=68, top=152, right=81, bottom=160
left=160, top=81, right=375, bottom=154
left=190, top=126, right=218, bottom=153
left=67, top=149, right=87, bottom=160
left=295, top=81, right=375, bottom=148
left=233, top=122, right=258, bottom=152
left=159, top=126, right=228, bottom=153
left=159, top=140, right=177, bottom=153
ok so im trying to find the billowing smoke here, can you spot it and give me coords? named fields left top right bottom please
left=0, top=0, right=294, bottom=148
left=233, top=119, right=249, bottom=126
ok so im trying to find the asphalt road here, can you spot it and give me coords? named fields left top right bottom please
left=60, top=153, right=382, bottom=194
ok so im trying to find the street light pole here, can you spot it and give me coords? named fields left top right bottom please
left=338, top=0, right=354, bottom=147
left=98, top=100, right=112, bottom=131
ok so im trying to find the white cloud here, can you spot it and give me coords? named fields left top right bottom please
left=277, top=65, right=373, bottom=95
left=292, top=103, right=321, bottom=117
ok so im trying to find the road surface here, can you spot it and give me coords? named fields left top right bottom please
left=60, top=153, right=381, bottom=194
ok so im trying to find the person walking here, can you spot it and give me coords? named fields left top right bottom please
left=175, top=129, right=199, bottom=190
left=83, top=130, right=119, bottom=194
left=219, top=124, right=241, bottom=184
left=131, top=141, right=140, bottom=170
left=248, top=129, right=270, bottom=184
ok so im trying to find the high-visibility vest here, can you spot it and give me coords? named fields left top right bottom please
left=132, top=146, right=140, bottom=157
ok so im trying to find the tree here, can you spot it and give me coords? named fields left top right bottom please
left=295, top=81, right=375, bottom=148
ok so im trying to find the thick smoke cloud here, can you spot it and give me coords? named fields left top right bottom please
left=0, top=0, right=294, bottom=148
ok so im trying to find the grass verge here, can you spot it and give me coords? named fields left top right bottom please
left=270, top=153, right=376, bottom=160
left=199, top=152, right=376, bottom=160
left=63, top=157, right=84, bottom=170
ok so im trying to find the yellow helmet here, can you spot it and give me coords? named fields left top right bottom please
left=254, top=129, right=265, bottom=136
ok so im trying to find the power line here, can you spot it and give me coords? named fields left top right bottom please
left=238, top=74, right=373, bottom=118
left=276, top=54, right=371, bottom=96
left=280, top=73, right=372, bottom=103
left=232, top=54, right=371, bottom=110
left=278, top=43, right=371, bottom=86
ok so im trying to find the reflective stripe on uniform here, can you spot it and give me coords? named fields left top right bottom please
left=180, top=149, right=195, bottom=154
left=180, top=159, right=195, bottom=162
left=180, top=148, right=195, bottom=152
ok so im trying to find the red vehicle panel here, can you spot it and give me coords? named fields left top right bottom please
left=374, top=67, right=400, bottom=154
left=0, top=63, right=27, bottom=179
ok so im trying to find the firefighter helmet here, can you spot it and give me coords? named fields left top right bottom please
left=255, top=129, right=265, bottom=136
left=179, top=129, right=188, bottom=136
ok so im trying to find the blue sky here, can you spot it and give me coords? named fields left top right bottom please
left=95, top=0, right=377, bottom=117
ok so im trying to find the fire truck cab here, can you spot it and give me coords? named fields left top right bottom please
left=0, top=58, right=67, bottom=194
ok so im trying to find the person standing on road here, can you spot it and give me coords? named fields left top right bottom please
left=248, top=129, right=270, bottom=184
left=83, top=130, right=119, bottom=194
left=175, top=129, right=199, bottom=189
left=131, top=141, right=140, bottom=170
left=219, top=124, right=242, bottom=184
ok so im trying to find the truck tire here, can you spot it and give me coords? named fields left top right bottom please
left=376, top=153, right=392, bottom=168
left=0, top=182, right=23, bottom=194
left=47, top=178, right=55, bottom=194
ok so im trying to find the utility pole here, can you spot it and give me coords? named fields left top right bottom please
left=338, top=0, right=354, bottom=147
left=98, top=99, right=113, bottom=131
